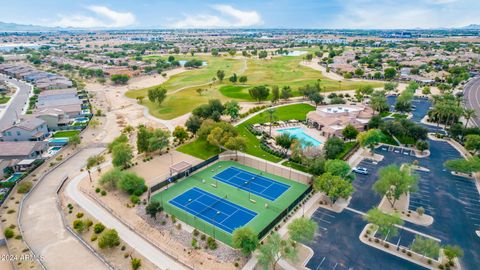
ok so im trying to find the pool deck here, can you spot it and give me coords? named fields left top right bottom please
left=269, top=124, right=327, bottom=148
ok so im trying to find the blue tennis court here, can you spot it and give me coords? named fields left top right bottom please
left=213, top=166, right=290, bottom=201
left=169, top=187, right=257, bottom=234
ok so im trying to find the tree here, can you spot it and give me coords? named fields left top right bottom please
left=216, top=70, right=225, bottom=81
left=111, top=74, right=130, bottom=85
left=147, top=129, right=170, bottom=154
left=224, top=100, right=241, bottom=121
left=323, top=137, right=345, bottom=159
left=324, top=159, right=351, bottom=179
left=257, top=232, right=298, bottom=270
left=258, top=50, right=268, bottom=59
left=118, top=172, right=147, bottom=196
left=98, top=168, right=123, bottom=190
left=249, top=86, right=270, bottom=103
left=409, top=235, right=440, bottom=259
left=111, top=143, right=133, bottom=169
left=239, top=76, right=248, bottom=83
left=224, top=136, right=247, bottom=159
left=422, top=86, right=431, bottom=95
left=444, top=156, right=480, bottom=173
left=373, top=165, right=418, bottom=208
left=263, top=108, right=277, bottom=136
left=364, top=208, right=403, bottom=241
left=305, top=53, right=313, bottom=61
left=443, top=245, right=463, bottom=264
left=395, top=90, right=414, bottom=112
left=73, top=219, right=86, bottom=233
left=357, top=129, right=383, bottom=153
left=287, top=217, right=317, bottom=243
left=148, top=87, right=167, bottom=106
left=281, top=86, right=292, bottom=101
left=186, top=115, right=202, bottom=134
left=229, top=73, right=238, bottom=83
left=370, top=91, right=389, bottom=114
left=98, top=229, right=121, bottom=249
left=309, top=92, right=324, bottom=107
left=137, top=126, right=151, bottom=153
left=232, top=227, right=258, bottom=256
left=384, top=82, right=398, bottom=92
left=463, top=108, right=476, bottom=128
left=384, top=68, right=397, bottom=80
left=211, top=48, right=219, bottom=56
left=86, top=154, right=105, bottom=182
left=275, top=133, right=294, bottom=154
left=416, top=140, right=429, bottom=153
left=228, top=49, right=236, bottom=56
left=307, top=157, right=326, bottom=176
left=465, top=134, right=480, bottom=154
left=145, top=201, right=162, bottom=220
left=173, top=126, right=189, bottom=144
left=69, top=134, right=81, bottom=148
left=108, top=134, right=128, bottom=152
left=313, top=172, right=354, bottom=205
left=342, top=124, right=359, bottom=140
left=271, top=86, right=280, bottom=104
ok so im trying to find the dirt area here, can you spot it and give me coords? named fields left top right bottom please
left=80, top=168, right=244, bottom=270
left=60, top=190, right=157, bottom=270
left=286, top=243, right=313, bottom=270
left=0, top=245, right=15, bottom=270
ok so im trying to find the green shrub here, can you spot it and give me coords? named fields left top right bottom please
left=91, top=235, right=98, bottom=241
left=95, top=188, right=101, bottom=193
left=131, top=258, right=142, bottom=270
left=76, top=212, right=84, bottom=218
left=73, top=219, right=86, bottom=233
left=17, top=181, right=33, bottom=194
left=101, top=190, right=107, bottom=196
left=4, top=228, right=14, bottom=239
left=94, top=223, right=106, bottom=234
left=98, top=229, right=121, bottom=249
left=130, top=195, right=140, bottom=204
left=207, top=237, right=217, bottom=250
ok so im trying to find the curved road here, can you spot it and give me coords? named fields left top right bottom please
left=20, top=148, right=108, bottom=270
left=0, top=74, right=32, bottom=130
left=464, top=77, right=480, bottom=127
left=65, top=164, right=186, bottom=270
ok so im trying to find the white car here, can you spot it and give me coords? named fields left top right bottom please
left=352, top=167, right=369, bottom=175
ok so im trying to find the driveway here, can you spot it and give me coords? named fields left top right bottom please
left=20, top=148, right=108, bottom=270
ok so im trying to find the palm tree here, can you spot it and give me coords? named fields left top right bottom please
left=463, top=108, right=476, bottom=128
left=264, top=108, right=278, bottom=136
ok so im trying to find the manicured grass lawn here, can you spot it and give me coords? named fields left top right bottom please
left=52, top=130, right=80, bottom=138
left=176, top=138, right=222, bottom=160
left=392, top=113, right=408, bottom=119
left=0, top=96, right=11, bottom=104
left=150, top=160, right=309, bottom=246
left=126, top=53, right=382, bottom=119
left=236, top=104, right=316, bottom=162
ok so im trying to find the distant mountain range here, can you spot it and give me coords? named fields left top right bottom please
left=0, top=21, right=479, bottom=32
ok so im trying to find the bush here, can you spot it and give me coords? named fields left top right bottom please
left=439, top=264, right=444, bottom=269
left=130, top=195, right=140, bottom=204
left=95, top=188, right=101, bottom=193
left=118, top=172, right=147, bottom=196
left=171, top=215, right=176, bottom=223
left=193, top=229, right=199, bottom=237
left=192, top=238, right=198, bottom=248
left=94, top=223, right=106, bottom=234
left=98, top=229, right=121, bottom=249
left=91, top=235, right=98, bottom=241
left=200, top=234, right=206, bottom=241
left=76, top=212, right=84, bottom=218
left=207, top=237, right=217, bottom=250
left=101, top=190, right=107, bottom=196
left=73, top=219, right=86, bottom=233
left=176, top=223, right=181, bottom=230
left=131, top=258, right=142, bottom=270
left=17, top=181, right=33, bottom=194
left=4, top=228, right=14, bottom=239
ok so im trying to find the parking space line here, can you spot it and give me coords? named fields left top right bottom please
left=315, top=257, right=326, bottom=270
left=314, top=211, right=335, bottom=218
left=333, top=263, right=338, bottom=270
left=312, top=216, right=331, bottom=224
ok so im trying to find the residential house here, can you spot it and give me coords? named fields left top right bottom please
left=0, top=117, right=48, bottom=141
left=0, top=141, right=48, bottom=160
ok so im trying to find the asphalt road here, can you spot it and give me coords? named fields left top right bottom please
left=0, top=74, right=32, bottom=130
left=463, top=77, right=480, bottom=127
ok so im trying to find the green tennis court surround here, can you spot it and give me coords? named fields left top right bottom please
left=151, top=160, right=309, bottom=246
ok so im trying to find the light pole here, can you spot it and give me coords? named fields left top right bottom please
left=213, top=211, right=220, bottom=239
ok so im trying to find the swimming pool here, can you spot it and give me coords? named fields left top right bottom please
left=74, top=117, right=89, bottom=123
left=277, top=127, right=321, bottom=147
left=48, top=137, right=69, bottom=146
left=4, top=172, right=23, bottom=183
left=47, top=146, right=62, bottom=156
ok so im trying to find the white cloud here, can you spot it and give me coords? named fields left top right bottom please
left=52, top=6, right=135, bottom=28
left=170, top=5, right=262, bottom=28
left=327, top=0, right=480, bottom=29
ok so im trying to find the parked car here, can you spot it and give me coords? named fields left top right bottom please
left=352, top=167, right=368, bottom=175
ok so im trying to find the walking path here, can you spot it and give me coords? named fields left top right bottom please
left=19, top=147, right=107, bottom=270
left=65, top=167, right=187, bottom=270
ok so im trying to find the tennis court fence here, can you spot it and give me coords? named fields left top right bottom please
left=258, top=185, right=313, bottom=241
left=150, top=155, right=219, bottom=193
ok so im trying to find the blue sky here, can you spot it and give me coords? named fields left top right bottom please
left=0, top=0, right=479, bottom=29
